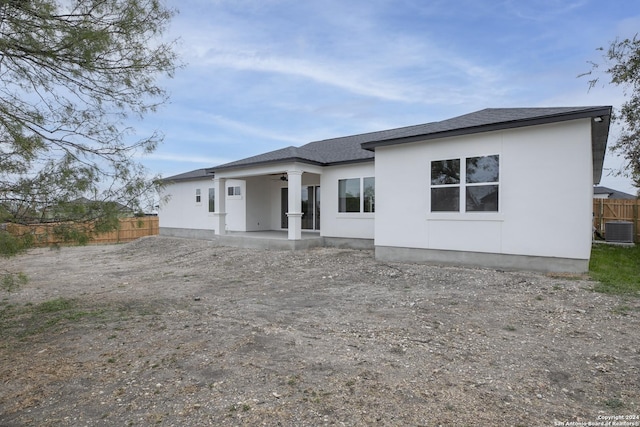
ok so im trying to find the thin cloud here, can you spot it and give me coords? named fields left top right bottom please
left=171, top=1, right=508, bottom=106
left=206, top=113, right=307, bottom=144
left=198, top=41, right=505, bottom=106
left=502, top=0, right=588, bottom=21
left=145, top=152, right=232, bottom=166
left=201, top=48, right=416, bottom=102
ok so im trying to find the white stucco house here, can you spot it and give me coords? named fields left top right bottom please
left=159, top=106, right=612, bottom=273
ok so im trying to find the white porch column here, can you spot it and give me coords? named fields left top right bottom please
left=286, top=170, right=303, bottom=240
left=213, top=178, right=227, bottom=235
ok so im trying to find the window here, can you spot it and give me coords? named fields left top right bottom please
left=208, top=188, right=215, bottom=212
left=364, top=177, right=375, bottom=213
left=431, top=159, right=460, bottom=212
left=338, top=178, right=359, bottom=212
left=430, top=155, right=499, bottom=212
left=195, top=189, right=201, bottom=203
left=466, top=155, right=499, bottom=212
left=227, top=186, right=241, bottom=196
left=338, top=177, right=375, bottom=213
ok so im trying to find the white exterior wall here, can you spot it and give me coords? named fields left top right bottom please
left=159, top=178, right=245, bottom=232
left=268, top=180, right=286, bottom=230
left=320, top=162, right=375, bottom=239
left=374, top=119, right=594, bottom=261
left=159, top=179, right=216, bottom=231
left=245, top=176, right=272, bottom=231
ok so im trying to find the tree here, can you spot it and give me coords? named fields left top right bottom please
left=585, top=35, right=640, bottom=189
left=0, top=0, right=177, bottom=251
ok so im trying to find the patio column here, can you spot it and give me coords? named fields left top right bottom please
left=213, top=178, right=226, bottom=235
left=286, top=169, right=302, bottom=240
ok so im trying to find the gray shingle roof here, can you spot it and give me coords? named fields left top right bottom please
left=209, top=107, right=611, bottom=173
left=206, top=146, right=325, bottom=171
left=162, top=168, right=214, bottom=182
left=594, top=186, right=637, bottom=199
left=361, top=106, right=612, bottom=149
left=211, top=136, right=376, bottom=172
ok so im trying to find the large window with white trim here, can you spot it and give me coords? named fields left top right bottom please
left=430, top=155, right=499, bottom=212
left=338, top=177, right=375, bottom=213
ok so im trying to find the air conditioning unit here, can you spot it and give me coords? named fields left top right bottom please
left=605, top=221, right=634, bottom=243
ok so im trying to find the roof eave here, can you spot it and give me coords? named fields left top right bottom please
left=324, top=157, right=375, bottom=167
left=361, top=106, right=613, bottom=151
left=591, top=110, right=613, bottom=185
left=161, top=176, right=213, bottom=184
left=208, top=157, right=325, bottom=173
left=160, top=169, right=215, bottom=183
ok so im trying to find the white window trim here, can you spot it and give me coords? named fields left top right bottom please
left=195, top=188, right=202, bottom=205
left=337, top=176, right=375, bottom=214
left=336, top=213, right=375, bottom=220
left=426, top=212, right=505, bottom=221
left=429, top=154, right=500, bottom=216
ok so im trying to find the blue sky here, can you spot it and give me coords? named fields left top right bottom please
left=136, top=0, right=640, bottom=194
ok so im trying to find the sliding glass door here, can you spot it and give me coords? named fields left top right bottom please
left=302, top=186, right=321, bottom=230
left=282, top=186, right=320, bottom=230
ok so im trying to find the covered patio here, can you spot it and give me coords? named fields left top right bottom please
left=211, top=162, right=323, bottom=243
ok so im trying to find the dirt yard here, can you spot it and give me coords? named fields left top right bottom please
left=0, top=236, right=639, bottom=426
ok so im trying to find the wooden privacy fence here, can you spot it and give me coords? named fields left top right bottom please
left=593, top=198, right=640, bottom=243
left=5, top=216, right=159, bottom=246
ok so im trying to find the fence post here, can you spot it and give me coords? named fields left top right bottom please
left=635, top=200, right=639, bottom=243
left=594, top=198, right=604, bottom=235
left=600, top=198, right=605, bottom=233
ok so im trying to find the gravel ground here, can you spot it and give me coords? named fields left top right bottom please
left=0, top=236, right=639, bottom=426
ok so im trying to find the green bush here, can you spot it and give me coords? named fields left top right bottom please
left=0, top=231, right=34, bottom=257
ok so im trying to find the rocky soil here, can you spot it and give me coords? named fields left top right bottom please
left=1, top=236, right=639, bottom=426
